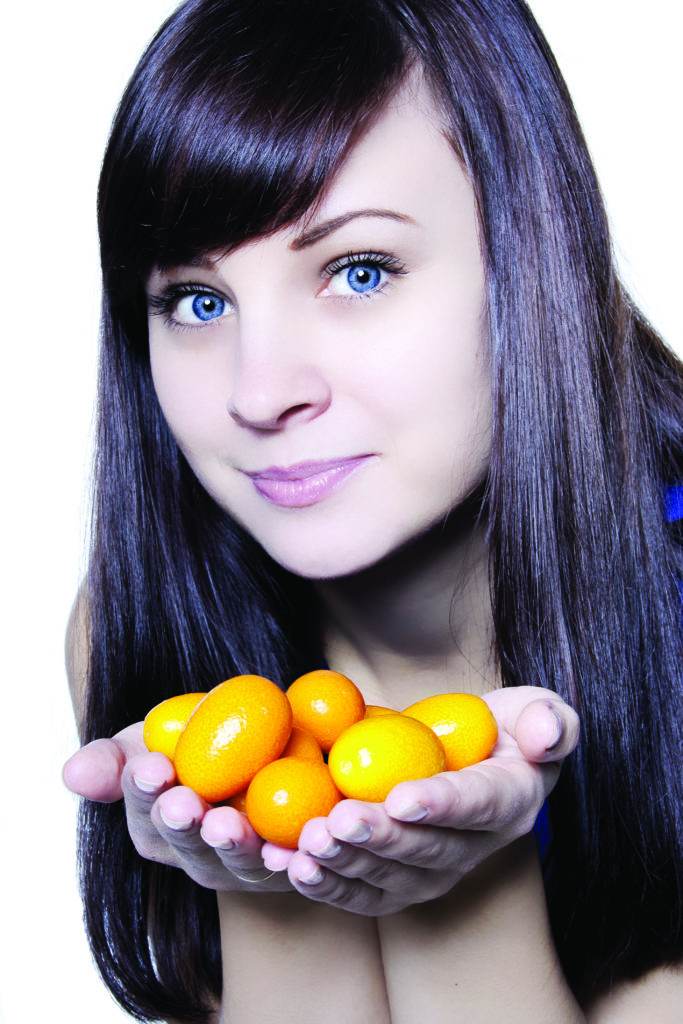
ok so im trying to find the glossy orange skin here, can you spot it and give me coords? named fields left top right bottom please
left=245, top=757, right=343, bottom=849
left=364, top=704, right=398, bottom=718
left=286, top=669, right=366, bottom=752
left=227, top=789, right=248, bottom=814
left=328, top=714, right=447, bottom=801
left=173, top=675, right=292, bottom=802
left=281, top=726, right=324, bottom=762
left=227, top=728, right=325, bottom=815
left=402, top=693, right=499, bottom=771
left=142, top=692, right=207, bottom=760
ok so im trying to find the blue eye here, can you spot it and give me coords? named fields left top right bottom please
left=340, top=263, right=382, bottom=294
left=324, top=251, right=407, bottom=302
left=147, top=250, right=408, bottom=333
left=147, top=285, right=230, bottom=332
left=188, top=293, right=226, bottom=321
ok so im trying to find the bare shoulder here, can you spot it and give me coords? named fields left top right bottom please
left=583, top=961, right=683, bottom=1023
left=64, top=579, right=91, bottom=738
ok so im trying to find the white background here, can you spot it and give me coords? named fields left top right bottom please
left=1, top=3, right=680, bottom=1022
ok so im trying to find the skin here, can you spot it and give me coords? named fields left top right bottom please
left=63, top=69, right=581, bottom=912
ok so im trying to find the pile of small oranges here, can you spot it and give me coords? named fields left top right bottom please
left=142, top=670, right=499, bottom=849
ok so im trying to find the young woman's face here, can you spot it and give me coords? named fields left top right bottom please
left=146, top=75, right=491, bottom=579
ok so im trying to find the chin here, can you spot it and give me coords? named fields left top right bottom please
left=254, top=522, right=400, bottom=580
left=265, top=544, right=383, bottom=581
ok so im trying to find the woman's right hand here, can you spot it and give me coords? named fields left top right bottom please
left=61, top=722, right=296, bottom=894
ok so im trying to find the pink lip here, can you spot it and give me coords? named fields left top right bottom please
left=245, top=455, right=373, bottom=481
left=247, top=455, right=375, bottom=508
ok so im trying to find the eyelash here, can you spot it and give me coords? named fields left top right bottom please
left=146, top=250, right=409, bottom=334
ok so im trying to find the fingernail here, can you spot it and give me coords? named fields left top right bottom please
left=545, top=707, right=563, bottom=751
left=159, top=807, right=194, bottom=831
left=338, top=820, right=372, bottom=842
left=203, top=835, right=236, bottom=850
left=298, top=866, right=324, bottom=885
left=311, top=839, right=341, bottom=859
left=389, top=802, right=428, bottom=822
left=133, top=774, right=162, bottom=794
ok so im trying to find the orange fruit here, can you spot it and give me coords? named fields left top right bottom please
left=245, top=756, right=343, bottom=849
left=226, top=725, right=323, bottom=815
left=328, top=715, right=446, bottom=801
left=286, top=669, right=365, bottom=752
left=143, top=692, right=207, bottom=760
left=227, top=789, right=248, bottom=814
left=281, top=726, right=324, bottom=762
left=364, top=704, right=397, bottom=718
left=173, top=675, right=292, bottom=802
left=402, top=693, right=499, bottom=770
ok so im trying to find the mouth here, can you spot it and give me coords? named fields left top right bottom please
left=244, top=455, right=374, bottom=481
left=245, top=455, right=376, bottom=508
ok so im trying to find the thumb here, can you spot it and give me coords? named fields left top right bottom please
left=62, top=738, right=127, bottom=802
left=514, top=697, right=581, bottom=764
left=62, top=721, right=148, bottom=802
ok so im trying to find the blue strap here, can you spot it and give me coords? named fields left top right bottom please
left=532, top=797, right=552, bottom=860
left=665, top=484, right=683, bottom=522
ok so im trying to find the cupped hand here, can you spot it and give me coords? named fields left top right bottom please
left=260, top=685, right=580, bottom=915
left=61, top=721, right=295, bottom=893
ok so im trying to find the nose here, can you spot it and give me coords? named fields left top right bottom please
left=226, top=311, right=332, bottom=431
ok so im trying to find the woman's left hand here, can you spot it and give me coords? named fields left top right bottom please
left=260, top=685, right=580, bottom=915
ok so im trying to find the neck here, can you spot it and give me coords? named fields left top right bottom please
left=312, top=487, right=498, bottom=710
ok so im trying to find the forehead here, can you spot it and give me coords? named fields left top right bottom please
left=147, top=71, right=468, bottom=284
left=297, top=74, right=456, bottom=226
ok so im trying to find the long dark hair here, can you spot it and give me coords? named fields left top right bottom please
left=77, top=1, right=683, bottom=1019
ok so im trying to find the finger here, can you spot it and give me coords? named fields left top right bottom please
left=295, top=812, right=457, bottom=888
left=512, top=697, right=581, bottom=763
left=120, top=752, right=183, bottom=862
left=260, top=842, right=296, bottom=871
left=199, top=806, right=273, bottom=869
left=62, top=739, right=128, bottom=802
left=384, top=760, right=546, bottom=834
left=200, top=810, right=297, bottom=891
left=483, top=686, right=580, bottom=763
left=305, top=802, right=494, bottom=873
left=286, top=850, right=394, bottom=915
left=62, top=722, right=153, bottom=802
left=150, top=788, right=255, bottom=885
left=149, top=784, right=266, bottom=883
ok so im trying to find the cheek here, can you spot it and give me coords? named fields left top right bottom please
left=149, top=334, right=227, bottom=453
left=358, top=271, right=491, bottom=492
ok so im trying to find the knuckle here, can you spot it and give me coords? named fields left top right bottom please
left=358, top=860, right=392, bottom=887
left=370, top=827, right=399, bottom=855
left=417, top=830, right=453, bottom=866
left=469, top=771, right=499, bottom=825
left=430, top=774, right=461, bottom=814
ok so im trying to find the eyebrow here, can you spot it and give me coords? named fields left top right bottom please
left=289, top=208, right=419, bottom=250
left=151, top=208, right=419, bottom=281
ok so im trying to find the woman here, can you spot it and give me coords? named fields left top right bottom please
left=61, top=1, right=682, bottom=1021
